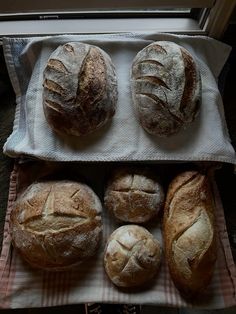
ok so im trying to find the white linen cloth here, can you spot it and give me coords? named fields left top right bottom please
left=2, top=32, right=236, bottom=164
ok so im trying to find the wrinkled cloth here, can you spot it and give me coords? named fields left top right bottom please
left=2, top=33, right=236, bottom=164
left=0, top=161, right=236, bottom=309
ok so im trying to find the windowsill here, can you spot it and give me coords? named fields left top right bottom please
left=0, top=18, right=203, bottom=36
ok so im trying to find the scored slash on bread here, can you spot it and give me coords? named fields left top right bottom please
left=131, top=41, right=201, bottom=137
left=163, top=171, right=217, bottom=298
left=104, top=167, right=164, bottom=223
left=10, top=180, right=103, bottom=271
left=43, top=42, right=118, bottom=137
left=104, top=225, right=162, bottom=288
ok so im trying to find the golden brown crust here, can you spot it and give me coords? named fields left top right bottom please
left=10, top=180, right=103, bottom=271
left=43, top=42, right=117, bottom=137
left=163, top=171, right=217, bottom=298
left=104, top=167, right=164, bottom=223
left=104, top=225, right=162, bottom=287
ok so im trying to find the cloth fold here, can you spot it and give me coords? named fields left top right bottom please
left=0, top=161, right=236, bottom=309
left=2, top=32, right=236, bottom=164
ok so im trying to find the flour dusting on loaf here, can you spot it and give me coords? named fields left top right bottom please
left=43, top=42, right=118, bottom=136
left=131, top=41, right=201, bottom=136
left=10, top=180, right=103, bottom=271
left=104, top=225, right=162, bottom=287
left=163, top=171, right=216, bottom=298
left=104, top=167, right=164, bottom=223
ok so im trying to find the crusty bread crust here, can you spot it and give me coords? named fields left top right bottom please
left=104, top=167, right=164, bottom=223
left=131, top=41, right=201, bottom=136
left=104, top=225, right=162, bottom=287
left=163, top=171, right=217, bottom=298
left=10, top=180, right=103, bottom=271
left=43, top=42, right=118, bottom=136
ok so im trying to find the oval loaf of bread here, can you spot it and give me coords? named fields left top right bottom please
left=131, top=41, right=201, bottom=136
left=10, top=180, right=103, bottom=271
left=43, top=42, right=118, bottom=136
left=104, top=225, right=162, bottom=287
left=163, top=171, right=217, bottom=298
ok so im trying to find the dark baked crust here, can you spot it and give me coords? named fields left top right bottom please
left=131, top=41, right=201, bottom=137
left=43, top=42, right=117, bottom=136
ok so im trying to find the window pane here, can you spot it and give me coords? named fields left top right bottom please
left=0, top=0, right=215, bottom=14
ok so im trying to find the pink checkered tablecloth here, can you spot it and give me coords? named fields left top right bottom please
left=0, top=161, right=236, bottom=309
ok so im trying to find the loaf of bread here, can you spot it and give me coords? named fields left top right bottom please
left=10, top=180, right=103, bottom=271
left=43, top=42, right=118, bottom=136
left=163, top=171, right=217, bottom=298
left=104, top=167, right=164, bottom=223
left=104, top=225, right=162, bottom=287
left=131, top=41, right=201, bottom=136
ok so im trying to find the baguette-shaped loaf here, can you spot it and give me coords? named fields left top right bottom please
left=43, top=42, right=118, bottom=136
left=163, top=171, right=216, bottom=298
left=131, top=41, right=201, bottom=136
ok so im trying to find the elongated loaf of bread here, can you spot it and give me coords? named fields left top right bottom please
left=43, top=42, right=118, bottom=136
left=131, top=41, right=201, bottom=136
left=10, top=180, right=103, bottom=271
left=163, top=171, right=216, bottom=298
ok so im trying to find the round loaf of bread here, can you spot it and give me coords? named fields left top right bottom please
left=43, top=42, right=118, bottom=136
left=104, top=225, right=162, bottom=287
left=10, top=180, right=103, bottom=271
left=131, top=41, right=201, bottom=136
left=104, top=167, right=164, bottom=223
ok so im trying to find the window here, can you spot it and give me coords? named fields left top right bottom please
left=0, top=1, right=235, bottom=38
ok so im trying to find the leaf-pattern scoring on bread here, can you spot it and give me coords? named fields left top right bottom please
left=131, top=41, right=201, bottom=137
left=163, top=171, right=217, bottom=297
left=43, top=42, right=118, bottom=136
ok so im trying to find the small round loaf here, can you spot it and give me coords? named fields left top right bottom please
left=43, top=42, right=118, bottom=136
left=10, top=180, right=103, bottom=271
left=104, top=225, right=162, bottom=287
left=131, top=41, right=201, bottom=136
left=104, top=167, right=164, bottom=223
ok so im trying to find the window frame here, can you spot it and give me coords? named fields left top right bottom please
left=0, top=0, right=235, bottom=39
left=0, top=0, right=215, bottom=13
